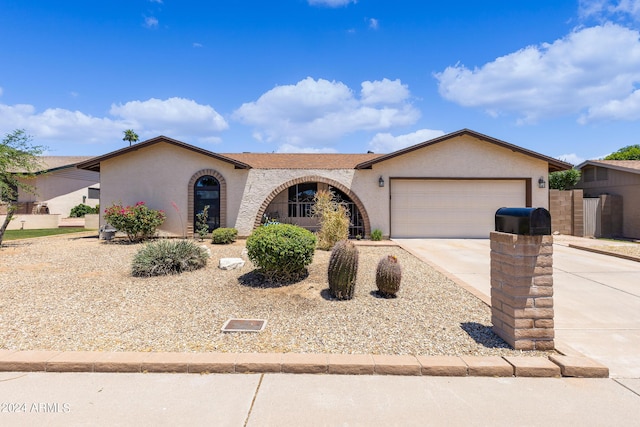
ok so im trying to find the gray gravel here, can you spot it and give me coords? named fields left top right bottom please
left=0, top=234, right=550, bottom=356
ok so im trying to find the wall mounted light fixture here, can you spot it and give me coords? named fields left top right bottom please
left=379, top=176, right=385, bottom=187
left=538, top=177, right=546, bottom=188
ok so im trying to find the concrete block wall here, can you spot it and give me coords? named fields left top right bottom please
left=490, top=232, right=554, bottom=351
left=549, top=189, right=583, bottom=236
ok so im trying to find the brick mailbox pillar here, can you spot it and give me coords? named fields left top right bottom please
left=490, top=231, right=554, bottom=351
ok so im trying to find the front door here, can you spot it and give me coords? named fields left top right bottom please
left=194, top=176, right=220, bottom=231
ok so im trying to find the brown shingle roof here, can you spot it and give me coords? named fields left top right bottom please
left=576, top=160, right=640, bottom=174
left=9, top=156, right=94, bottom=173
left=221, top=153, right=383, bottom=169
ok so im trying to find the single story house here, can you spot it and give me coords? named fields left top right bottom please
left=2, top=156, right=99, bottom=217
left=76, top=129, right=570, bottom=239
left=574, top=160, right=640, bottom=239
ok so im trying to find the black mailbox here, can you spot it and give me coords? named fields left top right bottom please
left=495, top=207, right=551, bottom=236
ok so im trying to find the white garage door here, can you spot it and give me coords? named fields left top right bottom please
left=390, top=179, right=526, bottom=238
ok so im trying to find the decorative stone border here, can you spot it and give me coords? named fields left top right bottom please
left=0, top=350, right=608, bottom=378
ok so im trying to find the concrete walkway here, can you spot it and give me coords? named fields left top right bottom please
left=395, top=237, right=640, bottom=379
left=1, top=372, right=639, bottom=426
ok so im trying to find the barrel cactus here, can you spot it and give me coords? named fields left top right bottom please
left=327, top=240, right=359, bottom=300
left=376, top=255, right=402, bottom=298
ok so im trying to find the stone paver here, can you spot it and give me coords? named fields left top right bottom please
left=461, top=356, right=514, bottom=377
left=327, top=354, right=375, bottom=375
left=281, top=353, right=327, bottom=374
left=549, top=355, right=610, bottom=378
left=504, top=356, right=561, bottom=377
left=417, top=355, right=468, bottom=376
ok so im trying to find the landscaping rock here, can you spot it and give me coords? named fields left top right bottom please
left=200, top=245, right=212, bottom=257
left=219, top=257, right=245, bottom=270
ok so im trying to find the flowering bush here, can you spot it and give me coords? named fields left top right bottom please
left=104, top=201, right=166, bottom=242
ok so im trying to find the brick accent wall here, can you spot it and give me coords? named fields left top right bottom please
left=253, top=175, right=371, bottom=238
left=490, top=232, right=554, bottom=351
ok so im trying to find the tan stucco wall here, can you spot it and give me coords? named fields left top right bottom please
left=99, top=142, right=250, bottom=236
left=17, top=169, right=99, bottom=217
left=0, top=214, right=61, bottom=230
left=97, top=134, right=551, bottom=238
left=351, top=134, right=550, bottom=236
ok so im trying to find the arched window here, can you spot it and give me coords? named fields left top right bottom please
left=194, top=176, right=220, bottom=232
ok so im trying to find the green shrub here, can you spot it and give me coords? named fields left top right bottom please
left=131, top=239, right=209, bottom=277
left=69, top=203, right=98, bottom=218
left=104, top=201, right=166, bottom=242
left=195, top=205, right=210, bottom=241
left=311, top=190, right=350, bottom=250
left=376, top=254, right=402, bottom=298
left=327, top=239, right=359, bottom=300
left=211, top=227, right=238, bottom=244
left=246, top=223, right=316, bottom=281
left=370, top=229, right=383, bottom=241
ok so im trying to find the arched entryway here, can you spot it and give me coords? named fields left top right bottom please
left=255, top=176, right=371, bottom=238
left=187, top=169, right=226, bottom=236
left=194, top=175, right=220, bottom=232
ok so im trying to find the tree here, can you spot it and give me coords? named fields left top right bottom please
left=123, top=129, right=139, bottom=146
left=0, top=130, right=46, bottom=245
left=604, top=144, right=640, bottom=160
left=549, top=169, right=581, bottom=191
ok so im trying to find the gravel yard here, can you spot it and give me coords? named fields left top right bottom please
left=0, top=234, right=549, bottom=357
left=594, top=244, right=640, bottom=259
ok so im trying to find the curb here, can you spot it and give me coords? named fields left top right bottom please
left=0, top=350, right=608, bottom=378
left=567, top=244, right=640, bottom=263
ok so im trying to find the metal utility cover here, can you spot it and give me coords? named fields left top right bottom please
left=221, top=318, right=267, bottom=333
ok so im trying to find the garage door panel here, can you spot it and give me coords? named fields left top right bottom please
left=390, top=179, right=525, bottom=238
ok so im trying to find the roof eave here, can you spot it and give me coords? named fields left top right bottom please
left=355, top=129, right=573, bottom=172
left=76, top=136, right=252, bottom=172
left=576, top=160, right=640, bottom=175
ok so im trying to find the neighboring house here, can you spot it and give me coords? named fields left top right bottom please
left=76, top=129, right=570, bottom=239
left=8, top=156, right=100, bottom=217
left=575, top=160, right=640, bottom=239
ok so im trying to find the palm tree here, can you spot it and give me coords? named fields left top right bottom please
left=123, top=129, right=139, bottom=146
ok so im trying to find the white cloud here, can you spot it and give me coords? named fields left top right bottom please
left=580, top=89, right=640, bottom=122
left=579, top=0, right=640, bottom=21
left=144, top=16, right=159, bottom=28
left=368, top=129, right=445, bottom=153
left=110, top=97, right=229, bottom=136
left=0, top=103, right=130, bottom=145
left=360, top=78, right=409, bottom=105
left=0, top=97, right=228, bottom=150
left=368, top=18, right=379, bottom=30
left=276, top=144, right=338, bottom=153
left=150, top=0, right=163, bottom=4
left=233, top=77, right=420, bottom=147
left=435, top=24, right=640, bottom=124
left=193, top=42, right=203, bottom=48
left=556, top=153, right=586, bottom=165
left=308, top=0, right=356, bottom=7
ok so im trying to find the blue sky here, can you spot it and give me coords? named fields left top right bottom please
left=1, top=0, right=639, bottom=164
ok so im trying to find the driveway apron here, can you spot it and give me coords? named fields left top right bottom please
left=395, top=238, right=640, bottom=379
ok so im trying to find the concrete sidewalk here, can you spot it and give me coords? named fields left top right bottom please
left=395, top=237, right=640, bottom=379
left=1, top=372, right=639, bottom=426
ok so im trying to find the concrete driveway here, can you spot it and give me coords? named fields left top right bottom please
left=395, top=238, right=640, bottom=379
